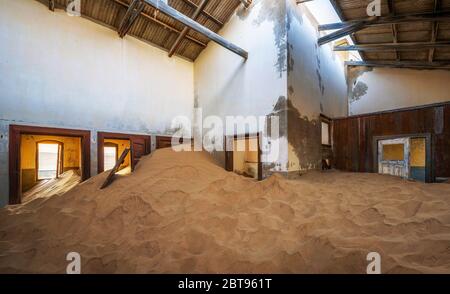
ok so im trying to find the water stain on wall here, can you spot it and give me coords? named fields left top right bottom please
left=287, top=42, right=295, bottom=72
left=314, top=44, right=325, bottom=96
left=288, top=85, right=294, bottom=95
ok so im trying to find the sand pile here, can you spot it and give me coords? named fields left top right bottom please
left=22, top=170, right=81, bottom=203
left=1, top=148, right=450, bottom=274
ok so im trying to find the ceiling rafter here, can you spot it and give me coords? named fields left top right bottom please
left=169, top=0, right=210, bottom=57
left=113, top=0, right=207, bottom=48
left=335, top=41, right=450, bottom=52
left=118, top=0, right=145, bottom=38
left=429, top=0, right=441, bottom=62
left=387, top=0, right=399, bottom=61
left=142, top=0, right=248, bottom=59
left=318, top=11, right=450, bottom=31
left=181, top=0, right=224, bottom=26
left=346, top=60, right=450, bottom=70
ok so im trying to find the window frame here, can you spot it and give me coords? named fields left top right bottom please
left=320, top=115, right=332, bottom=147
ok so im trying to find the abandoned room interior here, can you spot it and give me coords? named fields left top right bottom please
left=0, top=0, right=449, bottom=275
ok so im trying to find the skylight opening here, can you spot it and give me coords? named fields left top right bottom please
left=303, top=0, right=362, bottom=61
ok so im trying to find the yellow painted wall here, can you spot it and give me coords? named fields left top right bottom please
left=233, top=138, right=259, bottom=179
left=410, top=138, right=426, bottom=167
left=20, top=135, right=81, bottom=169
left=382, top=144, right=404, bottom=161
left=20, top=134, right=81, bottom=192
left=104, top=139, right=131, bottom=169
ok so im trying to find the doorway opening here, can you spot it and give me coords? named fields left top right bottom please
left=321, top=115, right=332, bottom=170
left=97, top=132, right=151, bottom=174
left=375, top=134, right=431, bottom=182
left=104, top=143, right=118, bottom=171
left=9, top=125, right=91, bottom=205
left=37, top=142, right=62, bottom=180
left=225, top=133, right=262, bottom=181
left=103, top=139, right=131, bottom=175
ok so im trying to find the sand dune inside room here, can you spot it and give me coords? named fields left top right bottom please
left=1, top=148, right=449, bottom=274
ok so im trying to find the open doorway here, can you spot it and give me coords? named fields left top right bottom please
left=37, top=142, right=62, bottom=180
left=225, top=133, right=262, bottom=181
left=102, top=139, right=131, bottom=175
left=374, top=134, right=431, bottom=182
left=104, top=143, right=118, bottom=171
left=9, top=125, right=91, bottom=204
left=97, top=132, right=151, bottom=174
left=321, top=115, right=332, bottom=170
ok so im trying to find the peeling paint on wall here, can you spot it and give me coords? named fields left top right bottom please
left=287, top=43, right=295, bottom=73
left=286, top=0, right=347, bottom=172
left=350, top=81, right=368, bottom=103
left=286, top=98, right=321, bottom=171
left=347, top=65, right=450, bottom=115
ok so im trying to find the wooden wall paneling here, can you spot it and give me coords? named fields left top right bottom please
left=332, top=103, right=450, bottom=178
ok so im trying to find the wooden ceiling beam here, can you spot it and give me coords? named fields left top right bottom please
left=387, top=0, right=399, bottom=61
left=429, top=0, right=441, bottom=62
left=114, top=0, right=207, bottom=48
left=118, top=0, right=145, bottom=38
left=48, top=0, right=55, bottom=11
left=143, top=0, right=248, bottom=59
left=181, top=0, right=224, bottom=26
left=318, top=22, right=367, bottom=45
left=335, top=41, right=450, bottom=52
left=326, top=0, right=367, bottom=60
left=346, top=60, right=450, bottom=70
left=318, top=11, right=450, bottom=31
left=169, top=0, right=209, bottom=57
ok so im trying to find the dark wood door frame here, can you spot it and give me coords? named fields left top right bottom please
left=224, top=133, right=263, bottom=181
left=9, top=125, right=91, bottom=205
left=97, top=132, right=151, bottom=174
left=372, top=133, right=433, bottom=183
left=156, top=135, right=190, bottom=149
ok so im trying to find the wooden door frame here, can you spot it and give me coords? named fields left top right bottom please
left=156, top=135, right=190, bottom=149
left=97, top=132, right=151, bottom=174
left=9, top=125, right=91, bottom=205
left=372, top=133, right=433, bottom=183
left=224, top=133, right=263, bottom=181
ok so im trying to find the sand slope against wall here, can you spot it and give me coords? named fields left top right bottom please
left=0, top=148, right=449, bottom=273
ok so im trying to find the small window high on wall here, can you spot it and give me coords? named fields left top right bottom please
left=37, top=143, right=59, bottom=180
left=321, top=121, right=331, bottom=146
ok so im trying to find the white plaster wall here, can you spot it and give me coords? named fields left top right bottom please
left=349, top=67, right=450, bottom=115
left=194, top=0, right=288, bottom=172
left=287, top=1, right=347, bottom=119
left=0, top=0, right=194, bottom=206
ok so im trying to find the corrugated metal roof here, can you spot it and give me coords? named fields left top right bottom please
left=37, top=0, right=242, bottom=61
left=334, top=0, right=450, bottom=63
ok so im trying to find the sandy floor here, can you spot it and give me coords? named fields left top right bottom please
left=0, top=148, right=449, bottom=274
left=22, top=170, right=81, bottom=203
